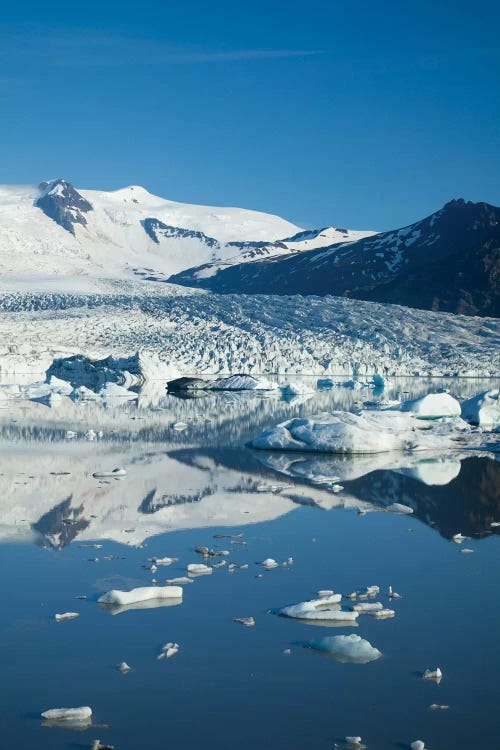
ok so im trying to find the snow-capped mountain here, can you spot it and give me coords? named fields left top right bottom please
left=0, top=178, right=374, bottom=291
left=171, top=199, right=500, bottom=317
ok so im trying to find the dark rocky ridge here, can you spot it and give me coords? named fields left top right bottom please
left=35, top=178, right=93, bottom=234
left=170, top=199, right=500, bottom=317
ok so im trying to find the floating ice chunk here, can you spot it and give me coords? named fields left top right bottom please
left=352, top=602, right=383, bottom=613
left=233, top=617, right=255, bottom=627
left=158, top=642, right=179, bottom=659
left=92, top=741, right=114, bottom=750
left=430, top=703, right=449, bottom=710
left=209, top=374, right=278, bottom=391
left=452, top=533, right=468, bottom=543
left=400, top=392, right=461, bottom=418
left=410, top=741, right=426, bottom=750
left=317, top=589, right=334, bottom=598
left=369, top=608, right=395, bottom=619
left=461, top=548, right=474, bottom=553
left=491, top=522, right=500, bottom=527
left=281, top=381, right=316, bottom=395
left=153, top=557, right=178, bottom=565
left=461, top=389, right=499, bottom=429
left=187, top=563, right=212, bottom=576
left=371, top=374, right=392, bottom=389
left=345, top=738, right=363, bottom=747
left=388, top=586, right=402, bottom=599
left=386, top=502, right=414, bottom=514
left=92, top=467, right=126, bottom=479
left=251, top=410, right=462, bottom=455
left=117, top=662, right=132, bottom=673
left=423, top=667, right=442, bottom=681
left=98, top=585, right=182, bottom=605
left=41, top=706, right=92, bottom=722
left=99, top=382, right=137, bottom=402
left=308, top=634, right=382, bottom=663
left=54, top=612, right=79, bottom=621
left=261, top=558, right=279, bottom=569
left=280, top=595, right=357, bottom=623
left=66, top=430, right=77, bottom=439
left=365, top=585, right=380, bottom=595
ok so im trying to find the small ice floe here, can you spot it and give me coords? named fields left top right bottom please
left=388, top=586, right=402, bottom=599
left=187, top=563, right=212, bottom=576
left=79, top=543, right=103, bottom=549
left=92, top=467, right=126, bottom=479
left=422, top=667, right=443, bottom=682
left=400, top=391, right=461, bottom=418
left=158, top=642, right=179, bottom=659
left=166, top=577, right=193, bottom=585
left=54, top=612, right=79, bottom=621
left=92, top=741, right=114, bottom=750
left=98, top=585, right=182, bottom=606
left=369, top=608, right=395, bottom=619
left=318, top=590, right=334, bottom=598
left=386, top=502, right=414, bottom=514
left=172, top=421, right=188, bottom=431
left=352, top=602, right=383, bottom=613
left=256, top=482, right=291, bottom=493
left=212, top=560, right=227, bottom=568
left=214, top=533, right=244, bottom=539
left=283, top=648, right=292, bottom=655
left=461, top=548, right=474, bottom=554
left=307, top=634, right=382, bottom=664
left=117, top=662, right=132, bottom=673
left=345, top=737, right=363, bottom=748
left=430, top=703, right=450, bottom=710
left=66, top=430, right=77, bottom=439
left=346, top=592, right=357, bottom=600
left=233, top=617, right=255, bottom=627
left=41, top=706, right=92, bottom=722
left=281, top=381, right=316, bottom=396
left=365, top=585, right=379, bottom=596
left=410, top=741, right=426, bottom=750
left=491, top=521, right=500, bottom=528
left=452, top=532, right=468, bottom=543
left=460, top=388, right=499, bottom=429
left=423, top=667, right=442, bottom=681
left=150, top=564, right=158, bottom=573
left=280, top=595, right=358, bottom=623
left=261, top=558, right=279, bottom=569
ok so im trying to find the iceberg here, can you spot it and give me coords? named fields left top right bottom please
left=280, top=594, right=359, bottom=623
left=97, top=585, right=182, bottom=606
left=307, top=634, right=382, bottom=663
left=41, top=706, right=92, bottom=722
left=251, top=409, right=472, bottom=455
left=399, top=392, right=461, bottom=418
left=461, top=389, right=499, bottom=429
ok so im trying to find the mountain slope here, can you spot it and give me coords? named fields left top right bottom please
left=0, top=179, right=374, bottom=292
left=170, top=199, right=500, bottom=317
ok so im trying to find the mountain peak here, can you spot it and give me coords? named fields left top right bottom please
left=35, top=179, right=93, bottom=234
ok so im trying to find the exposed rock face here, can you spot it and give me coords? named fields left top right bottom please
left=141, top=218, right=220, bottom=248
left=171, top=199, right=500, bottom=317
left=35, top=179, right=93, bottom=234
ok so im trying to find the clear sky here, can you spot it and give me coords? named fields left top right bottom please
left=0, top=0, right=498, bottom=231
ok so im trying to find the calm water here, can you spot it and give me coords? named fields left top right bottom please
left=0, top=377, right=499, bottom=749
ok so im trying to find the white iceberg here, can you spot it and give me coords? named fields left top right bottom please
left=280, top=595, right=358, bottom=623
left=410, top=742, right=426, bottom=750
left=423, top=667, right=442, bottom=681
left=41, top=706, right=92, bottom=722
left=399, top=392, right=461, bottom=418
left=281, top=380, right=316, bottom=395
left=210, top=374, right=278, bottom=391
left=187, top=563, right=212, bottom=575
left=54, top=612, right=79, bottom=621
left=261, top=558, right=279, bottom=569
left=92, top=467, right=126, bottom=479
left=251, top=410, right=469, bottom=455
left=461, top=389, right=499, bottom=429
left=352, top=602, right=383, bottom=613
left=158, top=642, right=179, bottom=659
left=97, top=585, right=182, bottom=605
left=307, top=634, right=382, bottom=663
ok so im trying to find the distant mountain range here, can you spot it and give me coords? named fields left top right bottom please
left=0, top=179, right=497, bottom=316
left=171, top=199, right=500, bottom=317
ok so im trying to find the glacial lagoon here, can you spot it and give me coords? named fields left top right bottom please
left=0, top=377, right=499, bottom=749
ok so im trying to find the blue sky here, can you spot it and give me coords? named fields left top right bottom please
left=0, top=0, right=498, bottom=230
